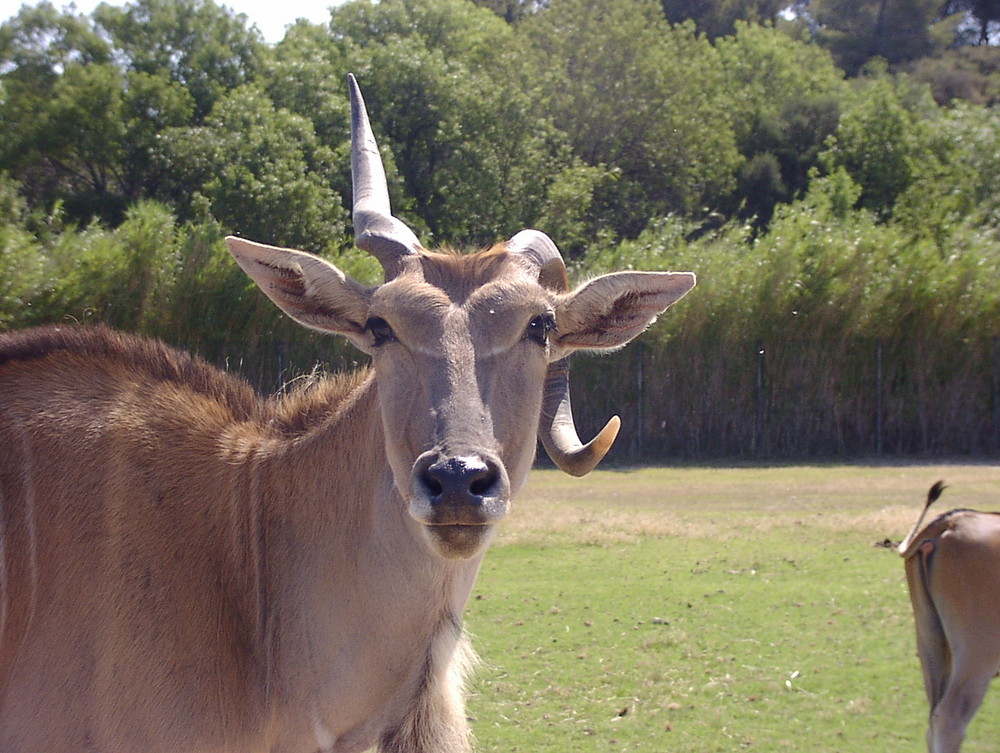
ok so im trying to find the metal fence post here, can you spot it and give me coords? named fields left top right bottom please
left=875, top=338, right=883, bottom=455
left=635, top=340, right=645, bottom=461
left=754, top=341, right=765, bottom=456
left=993, top=335, right=999, bottom=451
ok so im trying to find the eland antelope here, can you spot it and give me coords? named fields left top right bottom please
left=0, top=75, right=695, bottom=752
left=900, top=481, right=1000, bottom=753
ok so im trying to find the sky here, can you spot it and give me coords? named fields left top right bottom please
left=0, top=0, right=340, bottom=44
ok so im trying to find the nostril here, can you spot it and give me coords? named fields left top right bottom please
left=421, top=469, right=444, bottom=498
left=421, top=455, right=501, bottom=504
left=469, top=467, right=498, bottom=497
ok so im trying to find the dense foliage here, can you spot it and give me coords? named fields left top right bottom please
left=1, top=0, right=998, bottom=457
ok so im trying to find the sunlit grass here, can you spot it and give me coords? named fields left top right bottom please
left=463, top=463, right=1000, bottom=752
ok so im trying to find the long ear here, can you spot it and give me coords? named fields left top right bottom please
left=553, top=271, right=695, bottom=357
left=226, top=236, right=374, bottom=351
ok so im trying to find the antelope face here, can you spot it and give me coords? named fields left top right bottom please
left=366, top=254, right=554, bottom=558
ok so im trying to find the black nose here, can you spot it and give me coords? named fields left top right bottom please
left=418, top=455, right=503, bottom=506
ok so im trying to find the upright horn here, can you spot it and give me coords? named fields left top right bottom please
left=507, top=229, right=620, bottom=476
left=348, top=73, right=421, bottom=277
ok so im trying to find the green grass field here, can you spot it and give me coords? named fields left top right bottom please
left=462, top=463, right=1000, bottom=752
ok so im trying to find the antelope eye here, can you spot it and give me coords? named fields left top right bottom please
left=525, top=313, right=556, bottom=345
left=365, top=316, right=395, bottom=346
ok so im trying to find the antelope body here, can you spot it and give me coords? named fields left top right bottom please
left=900, top=481, right=1000, bottom=753
left=0, top=75, right=694, bottom=752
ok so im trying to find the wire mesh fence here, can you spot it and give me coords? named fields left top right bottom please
left=566, top=335, right=1000, bottom=463
left=231, top=333, right=1000, bottom=463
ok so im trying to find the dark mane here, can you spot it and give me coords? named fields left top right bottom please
left=0, top=324, right=369, bottom=435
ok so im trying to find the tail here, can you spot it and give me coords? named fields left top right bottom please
left=898, top=480, right=946, bottom=557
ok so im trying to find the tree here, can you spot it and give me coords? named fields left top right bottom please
left=521, top=0, right=742, bottom=237
left=267, top=22, right=351, bottom=145
left=808, top=0, right=962, bottom=74
left=819, top=69, right=942, bottom=216
left=93, top=0, right=265, bottom=120
left=321, top=0, right=588, bottom=247
left=941, top=0, right=1000, bottom=44
left=1, top=61, right=132, bottom=222
left=0, top=55, right=193, bottom=224
left=893, top=100, right=1000, bottom=232
left=659, top=0, right=788, bottom=38
left=0, top=1, right=110, bottom=76
left=468, top=0, right=548, bottom=23
left=715, top=22, right=846, bottom=224
left=908, top=45, right=1000, bottom=104
left=119, top=72, right=197, bottom=200
left=157, top=85, right=347, bottom=251
left=0, top=0, right=257, bottom=225
left=0, top=3, right=118, bottom=217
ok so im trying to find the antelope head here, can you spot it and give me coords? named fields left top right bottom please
left=226, top=75, right=695, bottom=559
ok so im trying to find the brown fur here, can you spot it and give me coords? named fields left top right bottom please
left=0, top=323, right=473, bottom=753
left=0, top=324, right=375, bottom=439
left=902, top=489, right=1000, bottom=753
left=0, top=324, right=264, bottom=418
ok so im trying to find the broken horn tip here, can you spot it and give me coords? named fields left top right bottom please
left=566, top=416, right=621, bottom=477
left=595, top=416, right=621, bottom=452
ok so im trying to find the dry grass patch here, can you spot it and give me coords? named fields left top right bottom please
left=501, top=462, right=1000, bottom=544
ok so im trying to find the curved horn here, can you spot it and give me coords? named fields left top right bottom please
left=539, top=357, right=621, bottom=477
left=507, top=229, right=619, bottom=475
left=507, top=229, right=569, bottom=291
left=348, top=73, right=421, bottom=277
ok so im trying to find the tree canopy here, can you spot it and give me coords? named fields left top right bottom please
left=1, top=0, right=995, bottom=239
left=0, top=0, right=998, bottom=458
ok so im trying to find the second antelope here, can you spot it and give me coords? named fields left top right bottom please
left=900, top=481, right=1000, bottom=753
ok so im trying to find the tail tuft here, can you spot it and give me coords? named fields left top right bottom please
left=928, top=480, right=946, bottom=506
left=899, top=480, right=947, bottom=557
